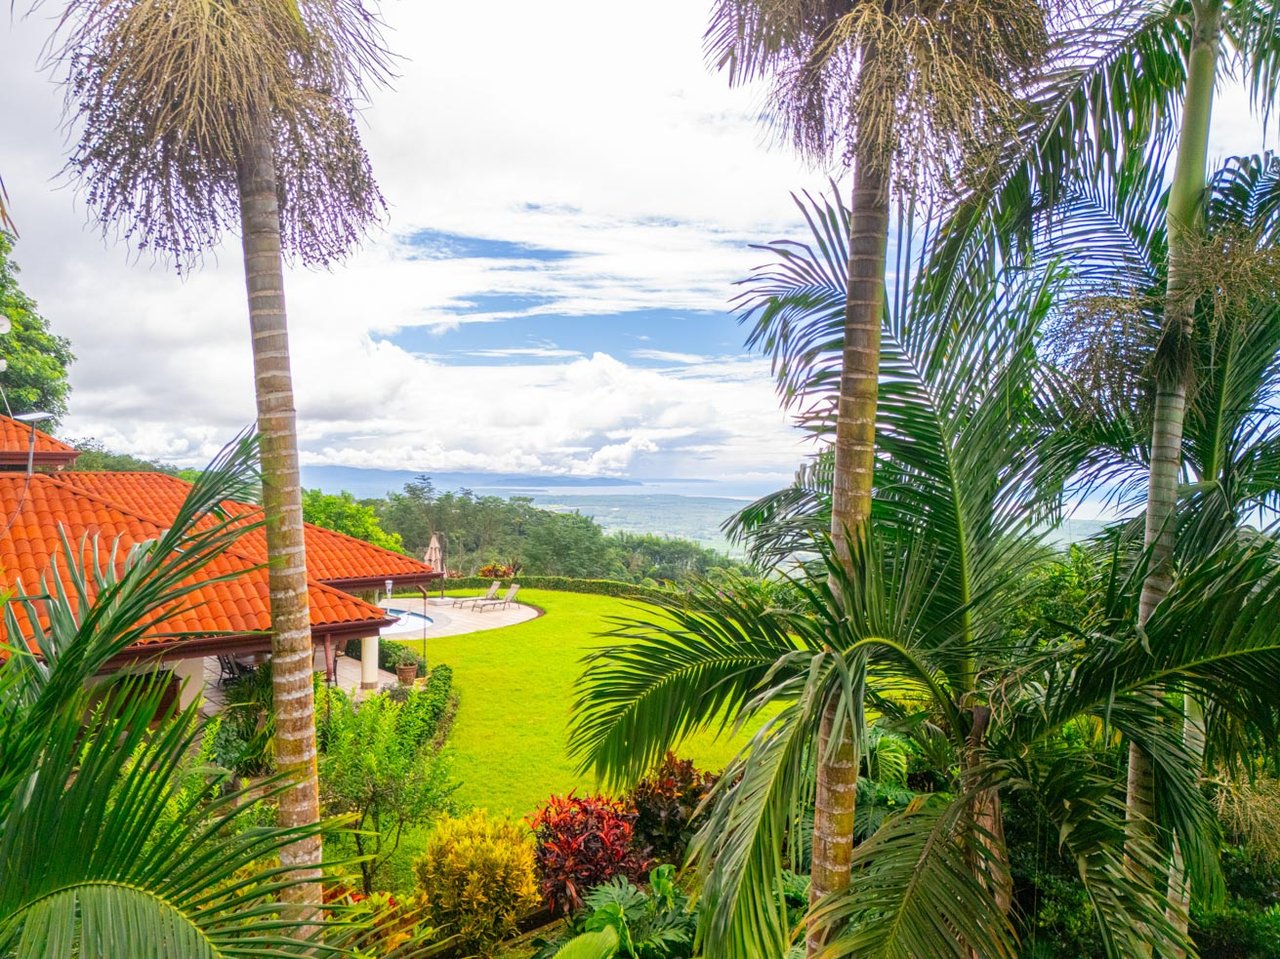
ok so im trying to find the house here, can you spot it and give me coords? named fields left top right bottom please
left=0, top=416, right=441, bottom=705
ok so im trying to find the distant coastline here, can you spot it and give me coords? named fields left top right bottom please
left=302, top=465, right=1114, bottom=557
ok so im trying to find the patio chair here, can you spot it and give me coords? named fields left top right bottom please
left=216, top=653, right=254, bottom=686
left=452, top=580, right=500, bottom=608
left=475, top=583, right=519, bottom=612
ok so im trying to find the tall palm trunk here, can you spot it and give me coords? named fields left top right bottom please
left=237, top=122, right=322, bottom=909
left=809, top=153, right=890, bottom=956
left=1126, top=0, right=1220, bottom=948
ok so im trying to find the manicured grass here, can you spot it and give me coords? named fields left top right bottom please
left=390, top=588, right=755, bottom=817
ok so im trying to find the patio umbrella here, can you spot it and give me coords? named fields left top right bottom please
left=423, top=534, right=443, bottom=574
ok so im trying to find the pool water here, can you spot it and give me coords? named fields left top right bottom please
left=381, top=607, right=435, bottom=637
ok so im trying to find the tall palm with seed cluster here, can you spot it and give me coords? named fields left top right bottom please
left=49, top=0, right=392, bottom=906
left=920, top=0, right=1280, bottom=942
left=704, top=0, right=1058, bottom=946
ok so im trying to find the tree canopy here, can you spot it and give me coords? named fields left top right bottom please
left=302, top=488, right=406, bottom=554
left=0, top=233, right=73, bottom=426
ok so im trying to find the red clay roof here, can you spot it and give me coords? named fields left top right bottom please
left=0, top=474, right=391, bottom=656
left=54, top=471, right=439, bottom=587
left=0, top=418, right=79, bottom=468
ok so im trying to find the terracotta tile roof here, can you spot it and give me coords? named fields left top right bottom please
left=0, top=418, right=80, bottom=468
left=0, top=474, right=391, bottom=656
left=55, top=471, right=439, bottom=586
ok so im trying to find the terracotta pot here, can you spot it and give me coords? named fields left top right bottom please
left=395, top=662, right=419, bottom=686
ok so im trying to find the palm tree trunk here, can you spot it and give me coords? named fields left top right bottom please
left=238, top=121, right=322, bottom=911
left=1126, top=0, right=1220, bottom=948
left=809, top=154, right=890, bottom=957
left=830, top=159, right=889, bottom=558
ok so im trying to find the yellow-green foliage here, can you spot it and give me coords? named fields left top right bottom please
left=415, top=810, right=540, bottom=956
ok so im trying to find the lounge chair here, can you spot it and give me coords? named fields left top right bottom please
left=475, top=583, right=519, bottom=612
left=452, top=581, right=500, bottom=608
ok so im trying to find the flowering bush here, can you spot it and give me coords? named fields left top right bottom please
left=476, top=562, right=514, bottom=579
left=627, top=753, right=718, bottom=865
left=527, top=792, right=649, bottom=915
left=325, top=887, right=431, bottom=953
left=414, top=810, right=540, bottom=956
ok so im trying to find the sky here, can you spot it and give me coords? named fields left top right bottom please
left=0, top=2, right=1271, bottom=503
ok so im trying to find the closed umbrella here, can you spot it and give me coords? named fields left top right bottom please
left=423, top=533, right=443, bottom=573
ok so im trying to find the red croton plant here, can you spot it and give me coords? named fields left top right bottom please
left=527, top=792, right=650, bottom=915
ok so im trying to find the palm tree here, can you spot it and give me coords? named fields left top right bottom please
left=48, top=0, right=392, bottom=903
left=572, top=195, right=1280, bottom=956
left=706, top=6, right=1057, bottom=931
left=573, top=195, right=1047, bottom=955
left=0, top=437, right=414, bottom=957
left=912, top=6, right=1280, bottom=914
left=1039, top=147, right=1280, bottom=938
left=1043, top=150, right=1280, bottom=557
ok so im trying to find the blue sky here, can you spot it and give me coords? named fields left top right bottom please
left=0, top=1, right=1269, bottom=506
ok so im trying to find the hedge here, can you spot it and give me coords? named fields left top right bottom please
left=343, top=636, right=428, bottom=673
left=414, top=576, right=669, bottom=602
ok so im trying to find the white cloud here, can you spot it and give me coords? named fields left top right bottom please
left=631, top=349, right=707, bottom=364
left=0, top=3, right=1272, bottom=490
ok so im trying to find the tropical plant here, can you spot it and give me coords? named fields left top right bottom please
left=626, top=754, right=718, bottom=865
left=414, top=809, right=541, bottom=957
left=0, top=436, right=414, bottom=957
left=532, top=864, right=697, bottom=959
left=528, top=793, right=650, bottom=916
left=572, top=196, right=1280, bottom=957
left=49, top=0, right=394, bottom=904
left=707, top=3, right=1060, bottom=934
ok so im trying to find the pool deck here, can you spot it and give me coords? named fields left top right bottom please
left=379, top=593, right=540, bottom=639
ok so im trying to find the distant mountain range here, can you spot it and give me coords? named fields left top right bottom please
left=300, top=465, right=642, bottom=500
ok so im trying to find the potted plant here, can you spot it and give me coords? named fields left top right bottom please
left=395, top=661, right=418, bottom=686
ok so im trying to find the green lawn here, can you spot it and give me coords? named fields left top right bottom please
left=389, top=589, right=753, bottom=817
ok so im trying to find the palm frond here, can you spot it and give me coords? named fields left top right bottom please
left=570, top=578, right=804, bottom=786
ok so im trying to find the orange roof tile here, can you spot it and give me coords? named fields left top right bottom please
left=54, top=471, right=439, bottom=588
left=0, top=418, right=79, bottom=468
left=0, top=474, right=391, bottom=657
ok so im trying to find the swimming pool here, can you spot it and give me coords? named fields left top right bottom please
left=380, top=607, right=435, bottom=637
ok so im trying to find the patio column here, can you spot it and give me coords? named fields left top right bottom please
left=361, top=634, right=378, bottom=690
left=323, top=634, right=335, bottom=685
left=172, top=656, right=205, bottom=711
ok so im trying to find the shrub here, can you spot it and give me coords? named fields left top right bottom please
left=476, top=562, right=514, bottom=579
left=1193, top=904, right=1280, bottom=958
left=626, top=753, right=717, bottom=865
left=528, top=793, right=649, bottom=915
left=326, top=888, right=433, bottom=953
left=414, top=810, right=540, bottom=956
left=317, top=684, right=456, bottom=894
left=202, top=663, right=275, bottom=778
left=396, top=665, right=454, bottom=747
left=343, top=637, right=428, bottom=674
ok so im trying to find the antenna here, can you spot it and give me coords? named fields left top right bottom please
left=14, top=411, right=52, bottom=477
